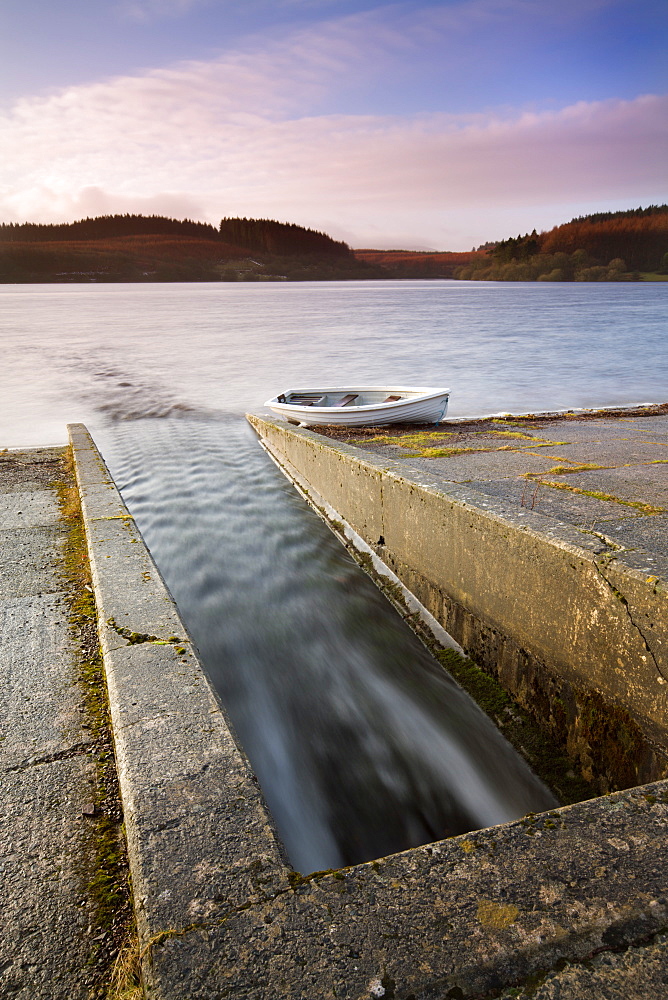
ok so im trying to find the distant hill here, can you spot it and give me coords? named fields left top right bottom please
left=353, top=249, right=483, bottom=278
left=454, top=205, right=668, bottom=281
left=219, top=217, right=350, bottom=257
left=0, top=214, right=221, bottom=244
left=1, top=207, right=665, bottom=283
left=0, top=214, right=380, bottom=283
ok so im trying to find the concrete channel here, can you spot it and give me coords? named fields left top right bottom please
left=6, top=419, right=667, bottom=997
left=248, top=407, right=668, bottom=794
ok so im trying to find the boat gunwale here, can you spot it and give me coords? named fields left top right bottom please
left=265, top=386, right=450, bottom=415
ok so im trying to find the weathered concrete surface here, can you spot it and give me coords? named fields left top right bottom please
left=67, top=421, right=668, bottom=998
left=247, top=410, right=668, bottom=791
left=499, top=932, right=668, bottom=999
left=0, top=448, right=99, bottom=999
left=102, top=773, right=668, bottom=999
left=67, top=425, right=290, bottom=993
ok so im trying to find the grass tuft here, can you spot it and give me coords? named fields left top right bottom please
left=107, top=930, right=143, bottom=1000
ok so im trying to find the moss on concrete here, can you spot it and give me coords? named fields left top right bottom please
left=574, top=689, right=651, bottom=788
left=529, top=479, right=664, bottom=514
left=434, top=649, right=595, bottom=806
left=56, top=449, right=142, bottom=1000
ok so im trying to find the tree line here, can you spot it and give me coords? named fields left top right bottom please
left=0, top=213, right=352, bottom=258
left=455, top=205, right=668, bottom=281
left=219, top=217, right=351, bottom=257
left=0, top=214, right=220, bottom=243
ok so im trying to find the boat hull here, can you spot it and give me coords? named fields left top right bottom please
left=265, top=386, right=450, bottom=427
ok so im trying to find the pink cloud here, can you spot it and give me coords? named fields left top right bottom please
left=0, top=21, right=665, bottom=248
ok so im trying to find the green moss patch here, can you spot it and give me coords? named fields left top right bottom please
left=434, top=650, right=594, bottom=805
left=542, top=463, right=606, bottom=475
left=529, top=478, right=664, bottom=514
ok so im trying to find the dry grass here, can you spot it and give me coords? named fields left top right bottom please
left=531, top=479, right=664, bottom=514
left=107, top=931, right=143, bottom=1000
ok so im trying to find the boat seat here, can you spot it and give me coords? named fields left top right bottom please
left=333, top=393, right=358, bottom=407
left=383, top=395, right=402, bottom=403
left=289, top=394, right=327, bottom=406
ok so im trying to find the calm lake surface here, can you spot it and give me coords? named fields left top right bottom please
left=2, top=280, right=666, bottom=870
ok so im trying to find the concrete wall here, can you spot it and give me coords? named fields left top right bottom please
left=248, top=415, right=668, bottom=790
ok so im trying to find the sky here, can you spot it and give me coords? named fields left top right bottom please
left=0, top=0, right=666, bottom=249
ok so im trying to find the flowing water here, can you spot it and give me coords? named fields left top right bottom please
left=2, top=280, right=666, bottom=871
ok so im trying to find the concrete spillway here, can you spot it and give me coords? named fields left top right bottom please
left=6, top=416, right=668, bottom=998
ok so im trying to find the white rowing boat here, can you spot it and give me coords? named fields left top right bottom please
left=265, top=386, right=450, bottom=427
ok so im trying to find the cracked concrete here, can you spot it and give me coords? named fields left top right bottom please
left=0, top=447, right=100, bottom=999
left=498, top=930, right=668, bottom=999
left=593, top=555, right=666, bottom=685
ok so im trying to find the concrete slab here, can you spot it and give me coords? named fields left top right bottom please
left=0, top=758, right=99, bottom=1000
left=0, top=490, right=62, bottom=529
left=0, top=445, right=133, bottom=998
left=599, top=531, right=668, bottom=574
left=518, top=413, right=668, bottom=439
left=0, top=525, right=66, bottom=599
left=378, top=447, right=560, bottom=480
left=460, top=477, right=649, bottom=524
left=0, top=594, right=88, bottom=770
left=500, top=933, right=668, bottom=998
left=330, top=410, right=668, bottom=552
left=591, top=511, right=668, bottom=551
left=0, top=449, right=65, bottom=493
left=142, top=782, right=668, bottom=1000
left=536, top=440, right=668, bottom=465
left=85, top=515, right=190, bottom=645
left=615, top=417, right=668, bottom=439
left=550, top=464, right=668, bottom=508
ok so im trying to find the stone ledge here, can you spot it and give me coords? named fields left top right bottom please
left=137, top=782, right=668, bottom=1000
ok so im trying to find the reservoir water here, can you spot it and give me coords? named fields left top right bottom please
left=2, top=280, right=666, bottom=871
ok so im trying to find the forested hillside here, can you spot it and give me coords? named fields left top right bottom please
left=0, top=214, right=376, bottom=282
left=1, top=207, right=665, bottom=282
left=0, top=214, right=220, bottom=243
left=353, top=249, right=482, bottom=278
left=219, top=217, right=351, bottom=257
left=454, top=205, right=668, bottom=281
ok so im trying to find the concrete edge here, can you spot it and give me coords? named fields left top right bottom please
left=247, top=414, right=661, bottom=582
left=67, top=425, right=291, bottom=986
left=256, top=430, right=465, bottom=655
